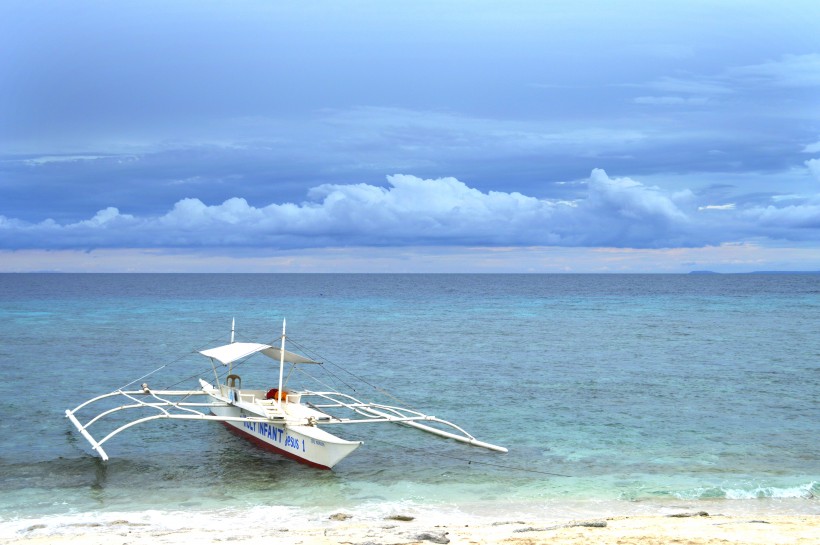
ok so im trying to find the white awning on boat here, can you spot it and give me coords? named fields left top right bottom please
left=199, top=342, right=319, bottom=365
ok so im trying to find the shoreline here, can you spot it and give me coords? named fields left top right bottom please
left=2, top=500, right=818, bottom=544
left=3, top=513, right=818, bottom=545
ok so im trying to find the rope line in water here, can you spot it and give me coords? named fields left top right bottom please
left=341, top=431, right=573, bottom=478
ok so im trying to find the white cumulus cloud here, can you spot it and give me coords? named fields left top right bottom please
left=803, top=141, right=820, bottom=154
left=2, top=169, right=820, bottom=251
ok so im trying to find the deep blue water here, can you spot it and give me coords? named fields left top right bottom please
left=0, top=274, right=818, bottom=528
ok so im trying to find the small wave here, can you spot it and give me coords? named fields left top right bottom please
left=673, top=481, right=818, bottom=500
left=0, top=501, right=469, bottom=540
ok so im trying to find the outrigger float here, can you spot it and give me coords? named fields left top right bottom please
left=66, top=320, right=507, bottom=469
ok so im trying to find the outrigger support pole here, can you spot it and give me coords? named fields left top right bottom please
left=401, top=419, right=508, bottom=453
left=277, top=318, right=286, bottom=406
left=65, top=409, right=110, bottom=461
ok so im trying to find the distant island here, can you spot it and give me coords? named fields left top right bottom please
left=689, top=270, right=820, bottom=275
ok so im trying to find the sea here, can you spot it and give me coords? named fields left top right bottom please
left=0, top=273, right=818, bottom=537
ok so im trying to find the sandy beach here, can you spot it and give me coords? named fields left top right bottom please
left=4, top=512, right=817, bottom=545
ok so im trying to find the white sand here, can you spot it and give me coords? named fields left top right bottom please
left=3, top=513, right=817, bottom=545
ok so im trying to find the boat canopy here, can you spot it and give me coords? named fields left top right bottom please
left=199, top=342, right=319, bottom=366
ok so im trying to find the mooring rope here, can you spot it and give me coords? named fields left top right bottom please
left=339, top=430, right=573, bottom=478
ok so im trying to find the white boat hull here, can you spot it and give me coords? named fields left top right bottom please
left=209, top=400, right=361, bottom=469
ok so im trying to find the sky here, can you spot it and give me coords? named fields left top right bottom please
left=2, top=0, right=820, bottom=272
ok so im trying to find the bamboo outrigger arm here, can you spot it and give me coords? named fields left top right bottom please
left=67, top=410, right=291, bottom=461
left=64, top=388, right=262, bottom=462
left=301, top=391, right=509, bottom=453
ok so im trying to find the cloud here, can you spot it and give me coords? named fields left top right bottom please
left=631, top=54, right=820, bottom=118
left=643, top=77, right=733, bottom=96
left=5, top=242, right=820, bottom=274
left=305, top=174, right=556, bottom=242
left=21, top=155, right=107, bottom=166
left=729, top=54, right=820, bottom=87
left=743, top=204, right=820, bottom=230
left=79, top=207, right=133, bottom=227
left=634, top=96, right=710, bottom=106
left=319, top=106, right=650, bottom=159
left=807, top=158, right=820, bottom=181
left=644, top=55, right=820, bottom=95
left=803, top=141, right=820, bottom=154
left=562, top=169, right=695, bottom=247
left=1, top=168, right=819, bottom=251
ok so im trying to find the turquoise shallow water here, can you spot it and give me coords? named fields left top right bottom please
left=0, top=273, right=818, bottom=530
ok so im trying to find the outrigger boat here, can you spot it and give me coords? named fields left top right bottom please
left=66, top=320, right=507, bottom=469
